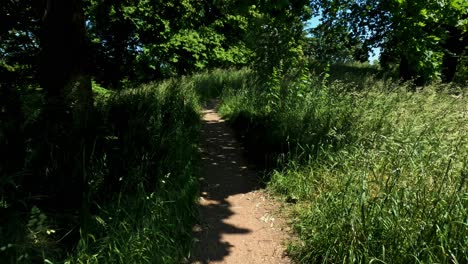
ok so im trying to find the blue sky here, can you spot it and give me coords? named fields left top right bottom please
left=306, top=16, right=380, bottom=63
left=307, top=16, right=321, bottom=29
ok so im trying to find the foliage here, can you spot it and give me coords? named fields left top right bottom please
left=246, top=2, right=310, bottom=79
left=306, top=23, right=369, bottom=64
left=91, top=80, right=111, bottom=101
left=85, top=0, right=253, bottom=86
left=0, top=0, right=41, bottom=84
left=311, top=0, right=468, bottom=83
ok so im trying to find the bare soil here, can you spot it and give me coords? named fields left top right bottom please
left=191, top=101, right=291, bottom=264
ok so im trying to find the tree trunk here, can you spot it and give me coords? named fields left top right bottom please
left=441, top=26, right=464, bottom=83
left=441, top=52, right=458, bottom=83
left=399, top=56, right=412, bottom=81
left=0, top=70, right=24, bottom=207
left=36, top=0, right=93, bottom=213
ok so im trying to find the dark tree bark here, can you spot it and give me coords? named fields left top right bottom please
left=399, top=55, right=426, bottom=87
left=399, top=56, right=412, bottom=81
left=0, top=70, right=25, bottom=206
left=35, top=0, right=93, bottom=213
left=441, top=26, right=466, bottom=83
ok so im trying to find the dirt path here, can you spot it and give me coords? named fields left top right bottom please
left=191, top=102, right=290, bottom=264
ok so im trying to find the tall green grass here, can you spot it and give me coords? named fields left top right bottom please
left=218, top=68, right=467, bottom=263
left=182, top=68, right=253, bottom=103
left=1, top=78, right=202, bottom=263
left=72, top=80, right=201, bottom=263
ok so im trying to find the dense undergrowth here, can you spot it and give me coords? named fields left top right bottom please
left=217, top=66, right=467, bottom=263
left=73, top=80, right=201, bottom=263
left=1, top=79, right=201, bottom=263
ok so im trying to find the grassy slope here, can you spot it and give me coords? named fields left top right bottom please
left=0, top=79, right=202, bottom=263
left=217, top=66, right=467, bottom=263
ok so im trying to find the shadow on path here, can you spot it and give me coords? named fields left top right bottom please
left=191, top=102, right=263, bottom=263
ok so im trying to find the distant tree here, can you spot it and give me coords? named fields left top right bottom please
left=246, top=0, right=311, bottom=80
left=311, top=0, right=468, bottom=84
left=306, top=22, right=369, bottom=64
left=85, top=0, right=252, bottom=86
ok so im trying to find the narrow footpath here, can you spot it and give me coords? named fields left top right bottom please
left=191, top=101, right=290, bottom=264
